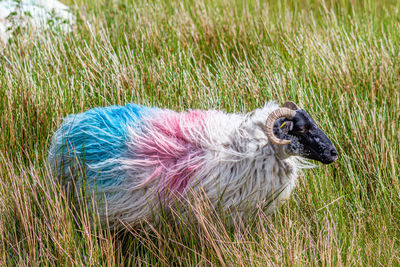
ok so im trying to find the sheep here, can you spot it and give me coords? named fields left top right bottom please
left=48, top=101, right=338, bottom=228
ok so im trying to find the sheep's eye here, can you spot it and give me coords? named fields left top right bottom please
left=297, top=128, right=308, bottom=134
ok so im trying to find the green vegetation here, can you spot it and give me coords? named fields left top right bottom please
left=0, top=0, right=399, bottom=265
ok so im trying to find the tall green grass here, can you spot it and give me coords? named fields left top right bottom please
left=0, top=0, right=399, bottom=265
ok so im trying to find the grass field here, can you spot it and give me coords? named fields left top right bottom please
left=0, top=0, right=399, bottom=265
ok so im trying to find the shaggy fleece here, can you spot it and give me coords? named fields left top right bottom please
left=49, top=102, right=306, bottom=227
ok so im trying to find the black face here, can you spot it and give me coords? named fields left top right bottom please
left=273, top=110, right=338, bottom=164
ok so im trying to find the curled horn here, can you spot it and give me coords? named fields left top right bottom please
left=283, top=101, right=300, bottom=110
left=265, top=108, right=296, bottom=145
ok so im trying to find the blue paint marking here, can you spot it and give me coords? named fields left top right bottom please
left=49, top=103, right=157, bottom=191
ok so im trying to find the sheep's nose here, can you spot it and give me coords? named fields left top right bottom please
left=329, top=149, right=338, bottom=161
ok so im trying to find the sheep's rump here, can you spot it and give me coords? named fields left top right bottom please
left=48, top=103, right=210, bottom=196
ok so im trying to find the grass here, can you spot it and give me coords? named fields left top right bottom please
left=0, top=0, right=399, bottom=265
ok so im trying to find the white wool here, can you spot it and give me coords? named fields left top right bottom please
left=188, top=102, right=300, bottom=219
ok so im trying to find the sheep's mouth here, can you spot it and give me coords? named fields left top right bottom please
left=320, top=155, right=338, bottom=164
left=303, top=146, right=338, bottom=164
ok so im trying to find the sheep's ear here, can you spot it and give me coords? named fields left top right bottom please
left=280, top=120, right=294, bottom=132
left=283, top=101, right=300, bottom=110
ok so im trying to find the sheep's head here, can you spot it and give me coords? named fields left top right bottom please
left=265, top=101, right=338, bottom=164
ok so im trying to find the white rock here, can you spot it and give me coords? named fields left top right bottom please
left=0, top=0, right=75, bottom=43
